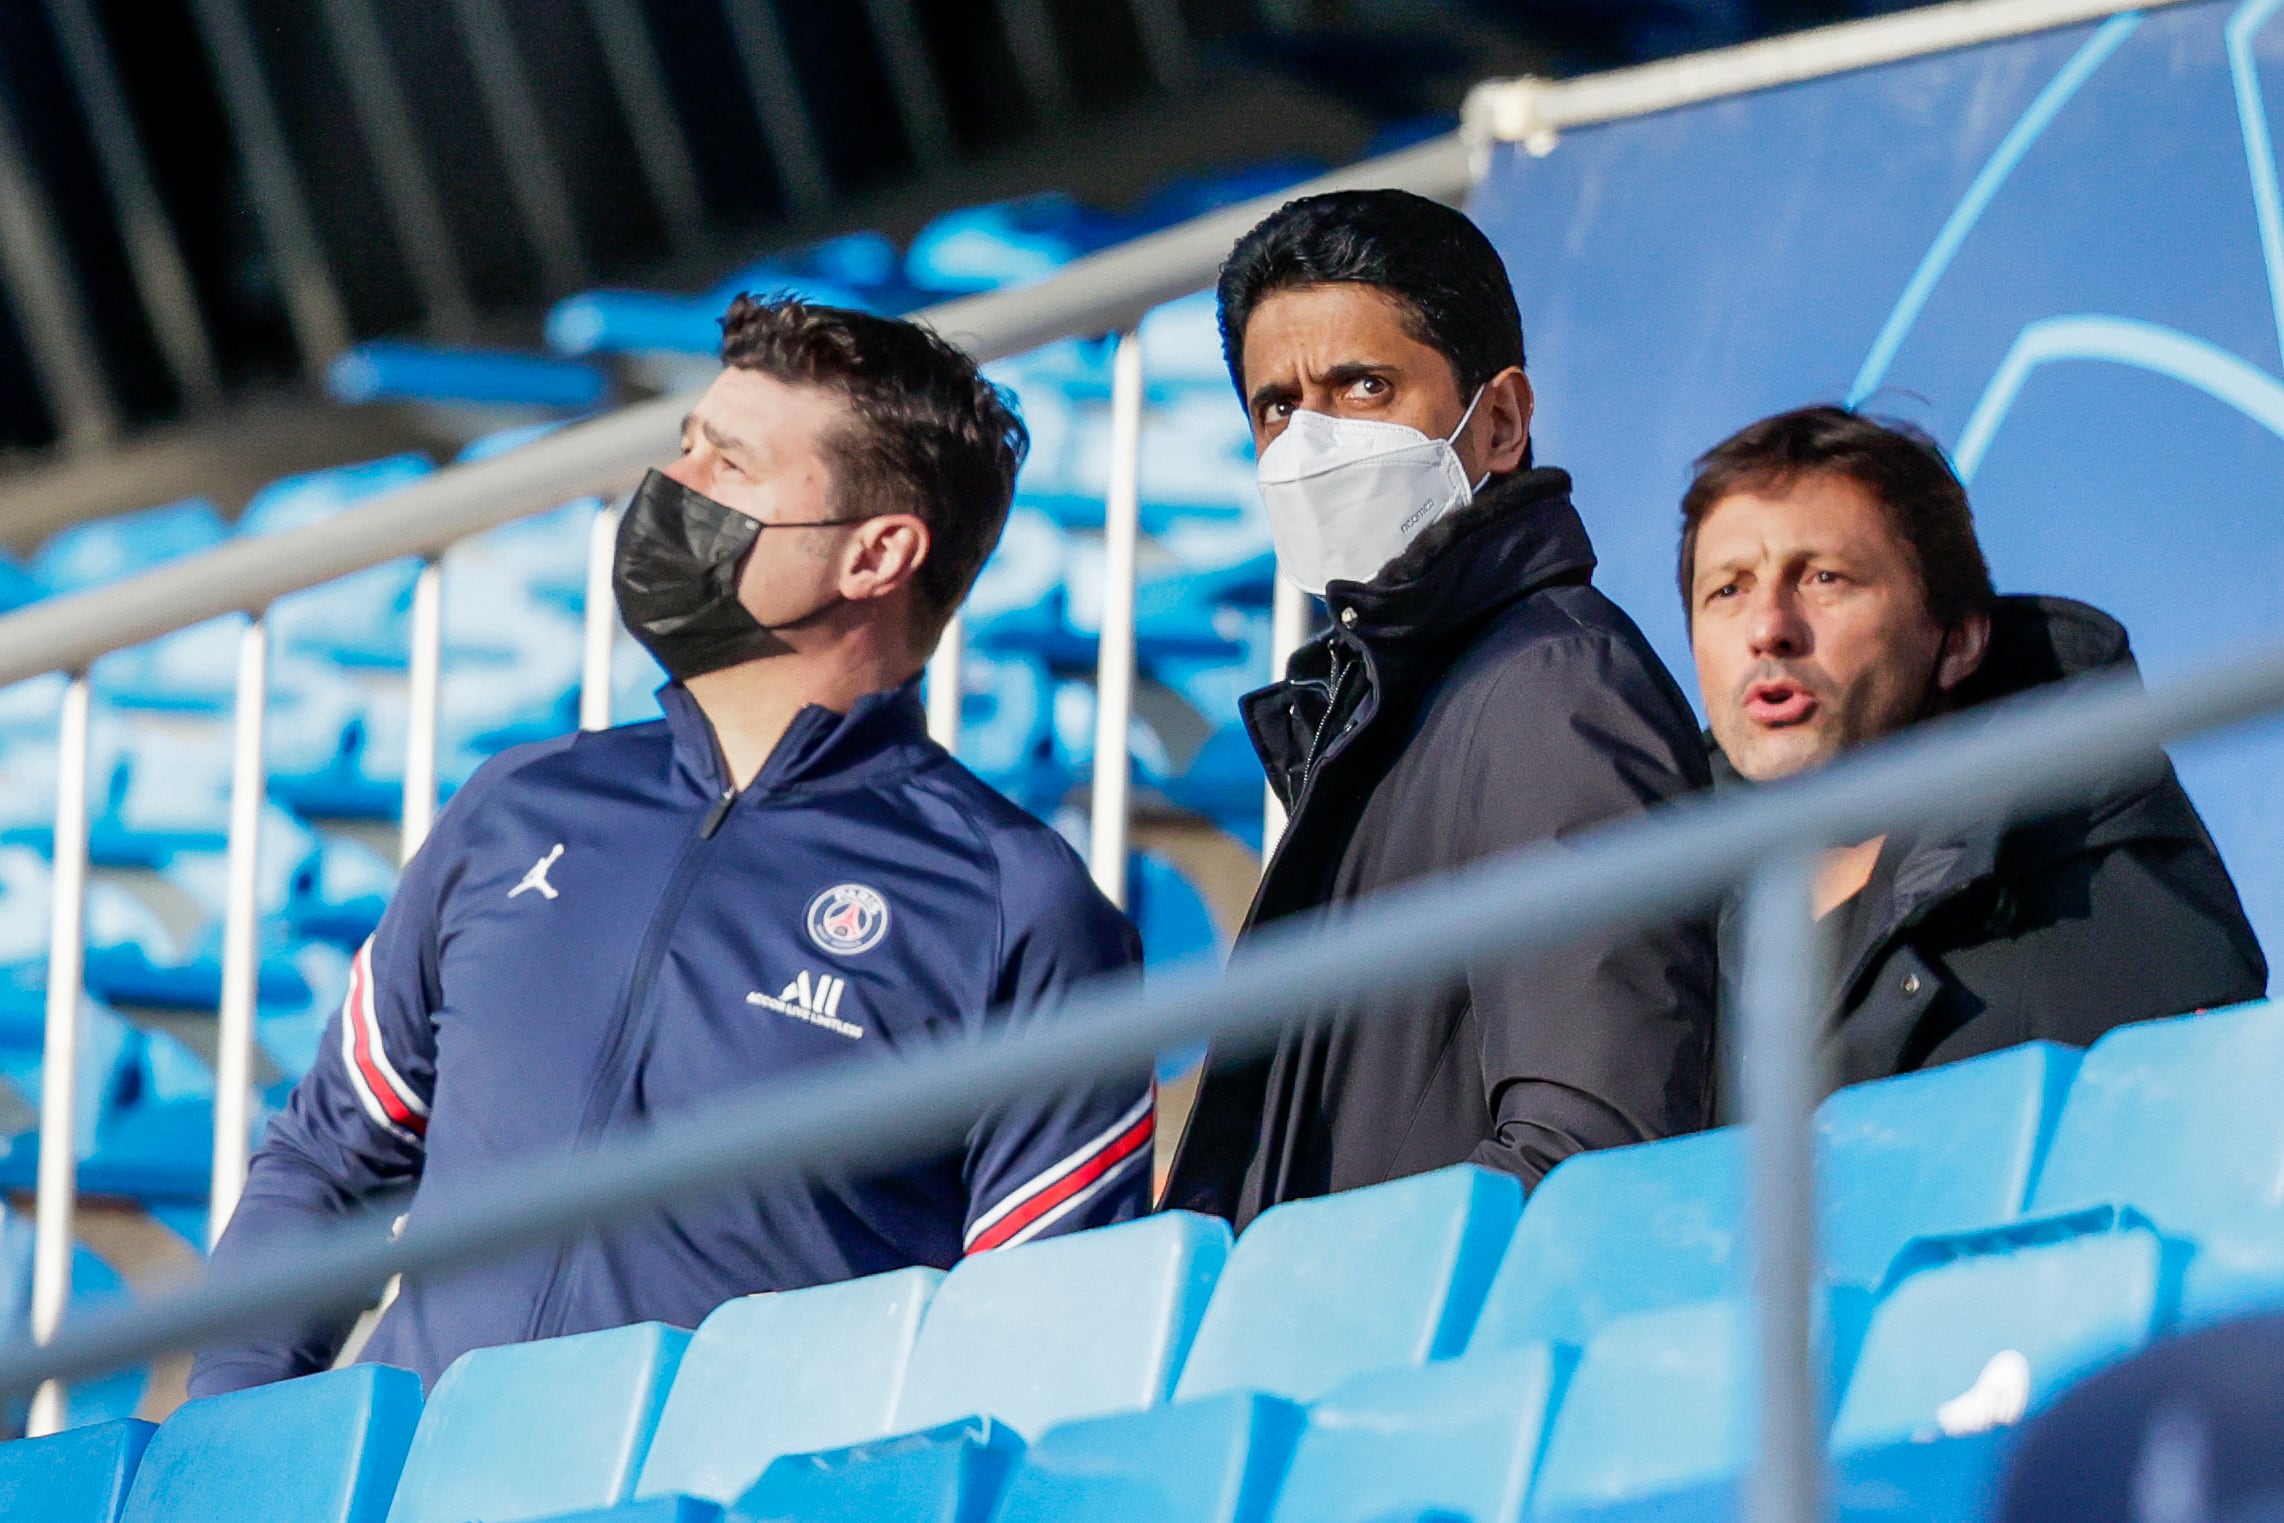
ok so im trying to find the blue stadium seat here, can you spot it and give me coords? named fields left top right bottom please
left=1470, top=1129, right=1742, bottom=1353
left=2029, top=1002, right=2284, bottom=1240
left=733, top=1416, right=1023, bottom=1523
left=1471, top=1043, right=2078, bottom=1352
left=34, top=499, right=227, bottom=597
left=120, top=1365, right=421, bottom=1523
left=891, top=1211, right=1230, bottom=1438
left=1267, top=1344, right=1570, bottom=1523
left=1528, top=1300, right=1754, bottom=1515
left=385, top=1322, right=687, bottom=1523
left=1830, top=1224, right=2167, bottom=1452
left=328, top=341, right=609, bottom=410
left=992, top=1391, right=1304, bottom=1523
left=632, top=1269, right=940, bottom=1505
left=1528, top=1428, right=2012, bottom=1523
left=0, top=1418, right=152, bottom=1522
left=1173, top=1165, right=1523, bottom=1404
left=537, top=1502, right=723, bottom=1523
left=904, top=194, right=1122, bottom=294
left=1818, top=1040, right=2078, bottom=1290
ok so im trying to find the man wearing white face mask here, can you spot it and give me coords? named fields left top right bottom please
left=1166, top=190, right=1718, bottom=1226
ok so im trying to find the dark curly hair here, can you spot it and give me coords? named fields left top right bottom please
left=1678, top=406, right=1995, bottom=629
left=718, top=294, right=1028, bottom=640
left=1216, top=189, right=1526, bottom=407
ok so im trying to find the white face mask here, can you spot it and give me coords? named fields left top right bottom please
left=1256, top=385, right=1489, bottom=596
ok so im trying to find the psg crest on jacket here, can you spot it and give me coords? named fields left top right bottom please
left=807, top=883, right=890, bottom=956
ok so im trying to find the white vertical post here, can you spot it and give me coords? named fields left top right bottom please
left=1261, top=574, right=1310, bottom=851
left=29, top=675, right=93, bottom=1437
left=925, top=612, right=964, bottom=750
left=1738, top=850, right=1830, bottom=1523
left=1089, top=327, right=1144, bottom=908
left=581, top=503, right=621, bottom=733
left=402, top=560, right=444, bottom=862
left=210, top=617, right=269, bottom=1244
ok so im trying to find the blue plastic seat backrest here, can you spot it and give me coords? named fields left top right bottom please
left=1831, top=1226, right=2166, bottom=1452
left=892, top=1212, right=1230, bottom=1438
left=386, top=1321, right=687, bottom=1523
left=1268, top=1344, right=1569, bottom=1523
left=121, top=1366, right=420, bottom=1523
left=1529, top=1300, right=1752, bottom=1515
left=1818, top=1040, right=2079, bottom=1289
left=993, top=1391, right=1303, bottom=1523
left=1175, top=1165, right=1522, bottom=1405
left=735, top=1416, right=1024, bottom=1523
left=2029, top=1002, right=2284, bottom=1243
left=1469, top=1130, right=1741, bottom=1353
left=0, top=1419, right=152, bottom=1523
left=1471, top=1044, right=2079, bottom=1355
left=635, top=1268, right=940, bottom=1504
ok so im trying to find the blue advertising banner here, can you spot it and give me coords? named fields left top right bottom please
left=1471, top=0, right=2284, bottom=976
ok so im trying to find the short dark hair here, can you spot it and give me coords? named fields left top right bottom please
left=1678, top=406, right=1995, bottom=629
left=1216, top=189, right=1526, bottom=402
left=718, top=295, right=1027, bottom=640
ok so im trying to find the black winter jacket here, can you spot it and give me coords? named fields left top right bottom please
left=1728, top=595, right=2267, bottom=1090
left=1166, top=469, right=1719, bottom=1228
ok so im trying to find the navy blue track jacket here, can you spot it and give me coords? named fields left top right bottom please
left=191, top=679, right=1151, bottom=1394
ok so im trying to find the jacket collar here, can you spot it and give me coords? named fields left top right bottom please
left=660, top=675, right=932, bottom=796
left=1321, top=466, right=1596, bottom=660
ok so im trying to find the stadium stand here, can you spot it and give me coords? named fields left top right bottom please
left=11, top=2, right=2284, bottom=1520
left=3, top=1001, right=2281, bottom=1519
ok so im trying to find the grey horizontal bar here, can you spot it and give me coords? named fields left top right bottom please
left=2, top=632, right=2279, bottom=1395
left=1464, top=0, right=2193, bottom=144
left=0, top=133, right=1466, bottom=687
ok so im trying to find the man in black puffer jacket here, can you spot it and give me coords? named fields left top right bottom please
left=1165, top=191, right=1718, bottom=1228
left=1683, top=406, right=2265, bottom=1088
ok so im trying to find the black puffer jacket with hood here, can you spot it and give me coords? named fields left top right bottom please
left=1732, top=594, right=2267, bottom=1089
left=1166, top=468, right=1719, bottom=1228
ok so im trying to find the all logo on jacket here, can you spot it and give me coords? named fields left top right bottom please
left=748, top=970, right=862, bottom=1039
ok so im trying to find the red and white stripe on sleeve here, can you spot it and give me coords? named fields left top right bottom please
left=964, top=1094, right=1153, bottom=1254
left=339, top=938, right=430, bottom=1145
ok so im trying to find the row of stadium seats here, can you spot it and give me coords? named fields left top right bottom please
left=12, top=994, right=2284, bottom=1521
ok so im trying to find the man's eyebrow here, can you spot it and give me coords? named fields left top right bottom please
left=1320, top=361, right=1397, bottom=389
left=698, top=417, right=755, bottom=461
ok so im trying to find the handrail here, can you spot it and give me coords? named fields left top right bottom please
left=1, top=628, right=2278, bottom=1395
left=1462, top=0, right=2188, bottom=149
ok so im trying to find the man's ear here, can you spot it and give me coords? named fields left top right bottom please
left=1469, top=367, right=1534, bottom=478
left=842, top=514, right=931, bottom=603
left=1936, top=609, right=1992, bottom=693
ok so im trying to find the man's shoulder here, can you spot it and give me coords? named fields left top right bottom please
left=1444, top=583, right=1695, bottom=726
left=912, top=753, right=1131, bottom=947
left=434, top=722, right=673, bottom=835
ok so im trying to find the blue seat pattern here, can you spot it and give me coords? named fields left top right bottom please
left=1267, top=1344, right=1570, bottom=1523
left=121, top=1366, right=420, bottom=1523
left=385, top=1322, right=686, bottom=1523
left=634, top=1269, right=940, bottom=1504
left=993, top=1391, right=1304, bottom=1523
left=734, top=1416, right=1023, bottom=1523
left=892, top=1211, right=1229, bottom=1438
left=1173, top=1165, right=1523, bottom=1404
left=0, top=1419, right=152, bottom=1523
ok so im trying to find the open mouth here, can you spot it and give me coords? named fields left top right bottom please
left=1742, top=679, right=1818, bottom=727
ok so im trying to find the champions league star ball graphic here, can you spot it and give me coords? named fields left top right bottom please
left=807, top=883, right=891, bottom=956
left=1471, top=0, right=2284, bottom=969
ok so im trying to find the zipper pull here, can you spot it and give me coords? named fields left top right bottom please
left=701, top=787, right=736, bottom=839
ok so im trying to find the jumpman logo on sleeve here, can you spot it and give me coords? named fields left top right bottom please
left=509, top=844, right=567, bottom=901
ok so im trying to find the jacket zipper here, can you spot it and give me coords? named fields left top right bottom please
left=523, top=781, right=737, bottom=1339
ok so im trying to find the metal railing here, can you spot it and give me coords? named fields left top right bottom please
left=0, top=3, right=2197, bottom=1517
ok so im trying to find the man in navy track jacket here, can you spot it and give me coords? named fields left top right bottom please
left=191, top=298, right=1152, bottom=1394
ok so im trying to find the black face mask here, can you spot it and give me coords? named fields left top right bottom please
left=613, top=468, right=858, bottom=682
